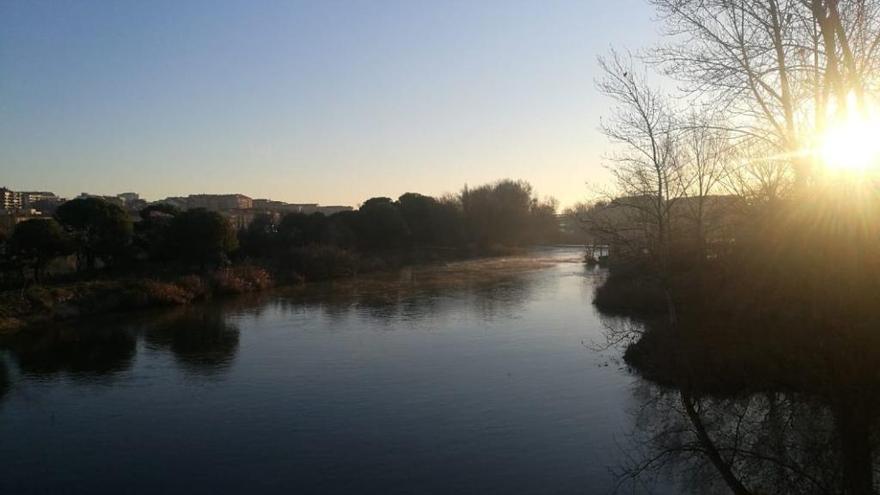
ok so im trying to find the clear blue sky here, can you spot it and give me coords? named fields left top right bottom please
left=0, top=0, right=659, bottom=207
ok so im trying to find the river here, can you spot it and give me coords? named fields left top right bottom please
left=0, top=247, right=670, bottom=494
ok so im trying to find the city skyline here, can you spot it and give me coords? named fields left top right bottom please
left=0, top=0, right=660, bottom=208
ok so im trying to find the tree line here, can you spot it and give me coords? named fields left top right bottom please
left=0, top=179, right=561, bottom=285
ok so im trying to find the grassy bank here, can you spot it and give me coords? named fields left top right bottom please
left=0, top=245, right=528, bottom=334
left=0, top=265, right=273, bottom=334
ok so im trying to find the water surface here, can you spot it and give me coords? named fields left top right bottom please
left=0, top=248, right=648, bottom=494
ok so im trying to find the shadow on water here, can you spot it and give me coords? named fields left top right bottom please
left=0, top=358, right=9, bottom=401
left=0, top=304, right=247, bottom=385
left=142, top=307, right=241, bottom=376
left=601, top=311, right=880, bottom=494
left=4, top=325, right=137, bottom=379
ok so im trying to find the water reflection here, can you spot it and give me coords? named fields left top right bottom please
left=143, top=307, right=241, bottom=376
left=0, top=358, right=9, bottom=401
left=274, top=259, right=542, bottom=324
left=606, top=317, right=880, bottom=494
left=0, top=255, right=547, bottom=389
left=5, top=325, right=136, bottom=379
left=1, top=250, right=630, bottom=495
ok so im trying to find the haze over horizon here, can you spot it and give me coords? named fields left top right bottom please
left=1, top=0, right=659, bottom=207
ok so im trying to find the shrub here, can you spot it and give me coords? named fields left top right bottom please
left=281, top=246, right=359, bottom=281
left=139, top=280, right=194, bottom=305
left=174, top=274, right=209, bottom=300
left=212, top=265, right=273, bottom=294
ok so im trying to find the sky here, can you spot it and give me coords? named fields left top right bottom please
left=0, top=0, right=660, bottom=208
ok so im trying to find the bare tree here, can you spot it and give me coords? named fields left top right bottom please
left=648, top=0, right=880, bottom=190
left=677, top=112, right=731, bottom=256
left=597, top=51, right=689, bottom=263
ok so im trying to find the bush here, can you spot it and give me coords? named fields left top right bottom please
left=174, top=274, right=209, bottom=300
left=212, top=265, right=273, bottom=294
left=592, top=270, right=667, bottom=316
left=138, top=280, right=194, bottom=306
left=281, top=245, right=359, bottom=281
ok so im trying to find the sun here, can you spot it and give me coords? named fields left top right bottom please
left=815, top=94, right=880, bottom=174
left=818, top=118, right=880, bottom=172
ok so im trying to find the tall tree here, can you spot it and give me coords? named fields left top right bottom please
left=597, top=51, right=686, bottom=264
left=355, top=197, right=409, bottom=250
left=167, top=209, right=238, bottom=268
left=9, top=219, right=73, bottom=282
left=55, top=198, right=133, bottom=271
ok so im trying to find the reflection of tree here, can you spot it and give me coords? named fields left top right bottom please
left=619, top=384, right=848, bottom=494
left=593, top=287, right=880, bottom=495
left=144, top=307, right=240, bottom=375
left=4, top=325, right=136, bottom=379
left=0, top=357, right=9, bottom=401
left=275, top=265, right=539, bottom=326
left=616, top=377, right=880, bottom=494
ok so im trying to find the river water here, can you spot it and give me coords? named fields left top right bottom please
left=0, top=247, right=664, bottom=494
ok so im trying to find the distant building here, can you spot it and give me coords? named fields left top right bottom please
left=0, top=188, right=21, bottom=211
left=250, top=199, right=353, bottom=217
left=158, top=197, right=189, bottom=210
left=186, top=194, right=253, bottom=211
left=31, top=198, right=65, bottom=215
left=316, top=205, right=353, bottom=215
left=78, top=192, right=124, bottom=207
left=252, top=199, right=323, bottom=214
left=117, top=192, right=140, bottom=203
left=19, top=191, right=57, bottom=210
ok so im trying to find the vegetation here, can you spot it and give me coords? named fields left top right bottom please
left=56, top=197, right=133, bottom=271
left=0, top=179, right=564, bottom=326
left=585, top=2, right=880, bottom=493
left=8, top=219, right=72, bottom=282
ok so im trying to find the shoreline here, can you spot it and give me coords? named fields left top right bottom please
left=0, top=247, right=570, bottom=334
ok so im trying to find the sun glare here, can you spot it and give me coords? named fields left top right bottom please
left=816, top=93, right=880, bottom=173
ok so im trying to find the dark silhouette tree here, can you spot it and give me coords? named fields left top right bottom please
left=238, top=213, right=278, bottom=258
left=278, top=212, right=329, bottom=247
left=134, top=203, right=180, bottom=261
left=139, top=203, right=180, bottom=221
left=355, top=197, right=410, bottom=250
left=55, top=197, right=133, bottom=271
left=397, top=193, right=435, bottom=245
left=529, top=197, right=559, bottom=244
left=8, top=219, right=73, bottom=282
left=398, top=192, right=467, bottom=246
left=166, top=208, right=238, bottom=268
left=461, top=180, right=534, bottom=247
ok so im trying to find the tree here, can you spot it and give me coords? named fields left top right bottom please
left=167, top=209, right=238, bottom=268
left=461, top=180, right=534, bottom=247
left=55, top=197, right=133, bottom=271
left=597, top=52, right=686, bottom=264
left=277, top=212, right=329, bottom=247
left=238, top=213, right=278, bottom=258
left=135, top=204, right=180, bottom=261
left=9, top=219, right=73, bottom=282
left=677, top=113, right=730, bottom=258
left=397, top=192, right=465, bottom=246
left=397, top=193, right=438, bottom=245
left=355, top=197, right=409, bottom=250
left=648, top=0, right=880, bottom=190
left=528, top=197, right=559, bottom=244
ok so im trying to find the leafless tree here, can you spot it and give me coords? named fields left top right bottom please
left=648, top=0, right=880, bottom=190
left=597, top=51, right=689, bottom=265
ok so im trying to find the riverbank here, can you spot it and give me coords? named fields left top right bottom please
left=0, top=245, right=540, bottom=334
left=0, top=265, right=273, bottom=334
